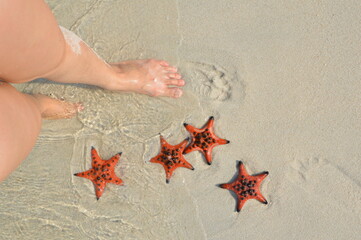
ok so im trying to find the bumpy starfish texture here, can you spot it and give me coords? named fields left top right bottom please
left=74, top=147, right=124, bottom=200
left=183, top=116, right=229, bottom=165
left=150, top=135, right=194, bottom=183
left=219, top=161, right=268, bottom=212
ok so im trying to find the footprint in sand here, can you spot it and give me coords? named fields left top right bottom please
left=183, top=62, right=234, bottom=101
left=288, top=157, right=361, bottom=214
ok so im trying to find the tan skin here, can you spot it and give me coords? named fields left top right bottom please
left=0, top=0, right=185, bottom=181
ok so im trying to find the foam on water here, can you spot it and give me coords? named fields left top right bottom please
left=59, top=26, right=82, bottom=55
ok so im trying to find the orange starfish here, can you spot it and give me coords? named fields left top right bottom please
left=150, top=135, right=194, bottom=183
left=219, top=161, right=268, bottom=212
left=183, top=116, right=229, bottom=165
left=74, top=147, right=124, bottom=200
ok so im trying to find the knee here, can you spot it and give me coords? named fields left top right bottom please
left=0, top=83, right=42, bottom=182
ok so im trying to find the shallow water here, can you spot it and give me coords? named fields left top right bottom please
left=2, top=0, right=361, bottom=239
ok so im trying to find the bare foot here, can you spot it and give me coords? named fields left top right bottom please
left=33, top=94, right=83, bottom=120
left=106, top=59, right=185, bottom=98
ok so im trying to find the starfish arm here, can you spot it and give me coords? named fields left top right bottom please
left=219, top=183, right=232, bottom=190
left=178, top=138, right=190, bottom=150
left=94, top=180, right=107, bottom=200
left=204, top=149, right=213, bottom=165
left=184, top=123, right=198, bottom=133
left=237, top=199, right=246, bottom=212
left=74, top=169, right=95, bottom=181
left=206, top=116, right=215, bottom=128
left=91, top=147, right=101, bottom=159
left=150, top=155, right=161, bottom=163
left=255, top=193, right=268, bottom=204
left=238, top=161, right=249, bottom=176
left=159, top=135, right=169, bottom=147
left=183, top=141, right=202, bottom=154
left=165, top=168, right=175, bottom=184
left=150, top=157, right=173, bottom=183
left=108, top=154, right=120, bottom=167
left=108, top=175, right=124, bottom=185
left=180, top=158, right=194, bottom=170
left=183, top=146, right=193, bottom=154
left=184, top=144, right=202, bottom=154
left=255, top=171, right=269, bottom=181
left=91, top=147, right=103, bottom=168
left=215, top=138, right=230, bottom=145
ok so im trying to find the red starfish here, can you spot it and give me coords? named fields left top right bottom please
left=219, top=161, right=268, bottom=212
left=183, top=116, right=229, bottom=165
left=74, top=147, right=124, bottom=200
left=150, top=135, right=194, bottom=183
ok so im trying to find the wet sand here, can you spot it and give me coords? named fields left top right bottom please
left=1, top=0, right=361, bottom=239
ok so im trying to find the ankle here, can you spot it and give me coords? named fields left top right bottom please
left=30, top=94, right=49, bottom=114
left=31, top=94, right=83, bottom=120
left=100, top=65, right=127, bottom=91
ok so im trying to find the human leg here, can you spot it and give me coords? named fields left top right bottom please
left=0, top=0, right=185, bottom=98
left=0, top=83, right=81, bottom=181
left=0, top=0, right=66, bottom=82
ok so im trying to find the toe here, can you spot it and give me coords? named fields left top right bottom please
left=164, top=66, right=178, bottom=72
left=164, top=87, right=183, bottom=98
left=167, top=73, right=182, bottom=79
left=159, top=60, right=170, bottom=67
left=164, top=79, right=185, bottom=86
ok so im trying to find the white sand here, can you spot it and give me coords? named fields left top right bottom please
left=1, top=0, right=361, bottom=239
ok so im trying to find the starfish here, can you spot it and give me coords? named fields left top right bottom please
left=219, top=161, right=268, bottom=212
left=183, top=116, right=229, bottom=165
left=150, top=135, right=194, bottom=183
left=74, top=147, right=124, bottom=200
